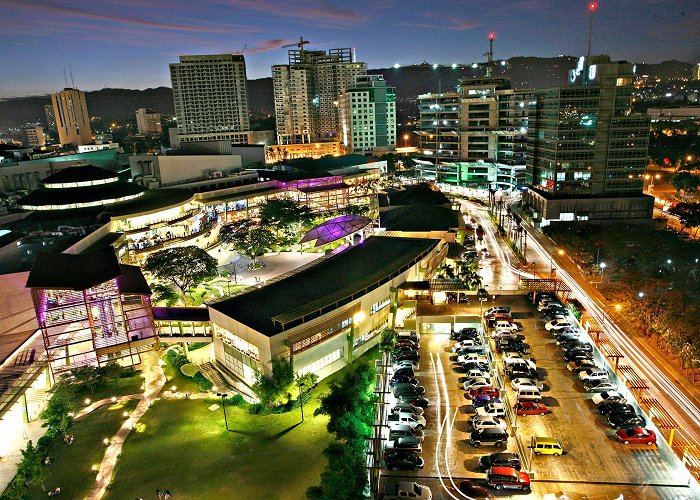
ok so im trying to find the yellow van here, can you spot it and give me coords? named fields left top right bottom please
left=532, top=436, right=565, bottom=456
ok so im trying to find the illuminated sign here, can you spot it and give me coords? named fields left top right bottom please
left=588, top=65, right=597, bottom=81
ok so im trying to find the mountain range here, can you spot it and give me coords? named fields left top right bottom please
left=0, top=57, right=694, bottom=130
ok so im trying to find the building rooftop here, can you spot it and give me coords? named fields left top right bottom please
left=385, top=183, right=451, bottom=206
left=152, top=307, right=210, bottom=322
left=41, top=165, right=118, bottom=185
left=16, top=181, right=145, bottom=208
left=209, top=236, right=440, bottom=336
left=116, top=264, right=152, bottom=295
left=380, top=204, right=460, bottom=232
left=284, top=154, right=379, bottom=173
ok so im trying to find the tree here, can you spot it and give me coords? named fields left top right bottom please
left=219, top=220, right=277, bottom=266
left=671, top=171, right=700, bottom=197
left=379, top=328, right=397, bottom=352
left=259, top=199, right=311, bottom=230
left=668, top=202, right=700, bottom=231
left=252, top=357, right=295, bottom=408
left=143, top=246, right=218, bottom=305
left=15, top=440, right=49, bottom=492
left=39, top=380, right=75, bottom=437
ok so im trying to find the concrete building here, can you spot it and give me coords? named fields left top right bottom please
left=265, top=141, right=344, bottom=163
left=170, top=54, right=250, bottom=144
left=647, top=106, right=700, bottom=122
left=21, top=126, right=45, bottom=148
left=524, top=55, right=653, bottom=224
left=51, top=88, right=92, bottom=146
left=417, top=78, right=530, bottom=167
left=43, top=104, right=56, bottom=133
left=135, top=108, right=163, bottom=135
left=339, top=75, right=396, bottom=154
left=413, top=159, right=527, bottom=192
left=273, top=45, right=366, bottom=144
left=129, top=153, right=251, bottom=189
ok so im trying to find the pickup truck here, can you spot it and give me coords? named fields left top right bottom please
left=382, top=481, right=432, bottom=500
left=387, top=412, right=426, bottom=430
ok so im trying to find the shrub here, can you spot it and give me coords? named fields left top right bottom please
left=193, top=372, right=213, bottom=391
left=227, top=394, right=246, bottom=406
left=164, top=350, right=188, bottom=370
left=187, top=342, right=210, bottom=352
left=180, top=363, right=199, bottom=378
left=247, top=402, right=264, bottom=415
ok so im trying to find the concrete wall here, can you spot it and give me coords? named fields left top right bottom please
left=0, top=272, right=39, bottom=340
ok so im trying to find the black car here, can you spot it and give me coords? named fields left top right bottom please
left=384, top=450, right=425, bottom=471
left=563, top=350, right=594, bottom=362
left=397, top=396, right=430, bottom=408
left=561, top=340, right=593, bottom=352
left=395, top=340, right=419, bottom=349
left=478, top=452, right=522, bottom=471
left=477, top=288, right=489, bottom=301
left=394, top=352, right=419, bottom=363
left=597, top=402, right=635, bottom=416
left=452, top=328, right=480, bottom=341
left=542, top=310, right=568, bottom=321
left=389, top=375, right=418, bottom=386
left=460, top=361, right=490, bottom=372
left=496, top=342, right=526, bottom=354
left=507, top=368, right=534, bottom=380
left=393, top=366, right=415, bottom=378
left=394, top=385, right=426, bottom=398
left=608, top=413, right=646, bottom=429
left=469, top=428, right=508, bottom=448
left=458, top=481, right=492, bottom=499
left=393, top=345, right=419, bottom=355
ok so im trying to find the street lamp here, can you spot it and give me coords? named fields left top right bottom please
left=403, top=134, right=409, bottom=147
left=638, top=292, right=644, bottom=298
left=216, top=392, right=230, bottom=431
left=297, top=379, right=308, bottom=423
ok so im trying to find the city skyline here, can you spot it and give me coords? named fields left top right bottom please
left=2, top=0, right=699, bottom=98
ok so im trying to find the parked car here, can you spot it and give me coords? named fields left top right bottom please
left=514, top=401, right=551, bottom=416
left=567, top=359, right=599, bottom=373
left=389, top=425, right=425, bottom=441
left=493, top=320, right=518, bottom=332
left=458, top=353, right=488, bottom=365
left=460, top=361, right=490, bottom=372
left=464, top=368, right=490, bottom=380
left=390, top=403, right=424, bottom=416
left=615, top=427, right=657, bottom=446
left=385, top=436, right=421, bottom=452
left=491, top=330, right=519, bottom=341
left=470, top=415, right=507, bottom=431
left=476, top=402, right=506, bottom=417
left=563, top=350, right=594, bottom=362
left=537, top=300, right=561, bottom=312
left=495, top=339, right=526, bottom=354
left=469, top=428, right=508, bottom=448
left=579, top=369, right=608, bottom=382
left=561, top=340, right=593, bottom=352
left=484, top=306, right=512, bottom=317
left=477, top=288, right=490, bottom=302
left=510, top=378, right=544, bottom=391
left=458, top=481, right=493, bottom=499
left=397, top=396, right=430, bottom=408
left=393, top=384, right=426, bottom=398
left=486, top=466, right=531, bottom=491
left=585, top=382, right=618, bottom=393
left=554, top=331, right=580, bottom=342
left=387, top=412, right=426, bottom=430
left=452, top=328, right=480, bottom=341
left=395, top=339, right=418, bottom=349
left=478, top=452, right=521, bottom=471
left=393, top=360, right=418, bottom=372
left=394, top=353, right=420, bottom=364
left=463, top=377, right=492, bottom=391
left=545, top=319, right=574, bottom=332
left=597, top=402, right=635, bottom=416
left=608, top=413, right=646, bottom=429
left=390, top=375, right=419, bottom=386
left=392, top=381, right=421, bottom=393
left=592, top=391, right=626, bottom=405
left=467, top=386, right=500, bottom=400
left=384, top=450, right=425, bottom=471
left=392, top=366, right=415, bottom=378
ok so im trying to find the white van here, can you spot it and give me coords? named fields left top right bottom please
left=517, top=387, right=542, bottom=402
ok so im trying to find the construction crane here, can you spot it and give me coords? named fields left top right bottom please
left=282, top=37, right=310, bottom=50
left=235, top=44, right=247, bottom=55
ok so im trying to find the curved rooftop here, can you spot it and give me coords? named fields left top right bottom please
left=300, top=214, right=372, bottom=246
left=41, top=165, right=119, bottom=187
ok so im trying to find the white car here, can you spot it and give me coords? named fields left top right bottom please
left=592, top=391, right=627, bottom=405
left=493, top=321, right=518, bottom=332
left=476, top=403, right=506, bottom=418
left=457, top=353, right=488, bottom=365
left=545, top=319, right=574, bottom=331
left=463, top=377, right=492, bottom=391
left=464, top=368, right=489, bottom=380
left=452, top=340, right=484, bottom=352
left=388, top=412, right=427, bottom=429
left=491, top=330, right=519, bottom=341
left=585, top=382, right=618, bottom=393
left=390, top=403, right=424, bottom=416
left=393, top=360, right=418, bottom=371
left=537, top=300, right=561, bottom=312
left=470, top=416, right=507, bottom=431
left=579, top=369, right=608, bottom=382
left=510, top=378, right=544, bottom=391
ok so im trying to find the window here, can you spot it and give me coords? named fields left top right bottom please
left=371, top=298, right=390, bottom=315
left=298, top=349, right=342, bottom=376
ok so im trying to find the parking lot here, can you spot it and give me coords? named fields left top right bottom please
left=380, top=294, right=697, bottom=499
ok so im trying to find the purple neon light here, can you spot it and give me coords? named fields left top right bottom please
left=299, top=215, right=371, bottom=247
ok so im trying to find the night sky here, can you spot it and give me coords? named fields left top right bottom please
left=2, top=0, right=699, bottom=98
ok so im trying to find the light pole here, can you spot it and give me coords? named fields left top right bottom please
left=297, top=379, right=307, bottom=423
left=403, top=134, right=409, bottom=148
left=216, top=392, right=230, bottom=431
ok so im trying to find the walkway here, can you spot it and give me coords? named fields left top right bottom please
left=85, top=351, right=165, bottom=500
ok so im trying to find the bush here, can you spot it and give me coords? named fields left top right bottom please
left=180, top=363, right=199, bottom=378
left=226, top=394, right=246, bottom=406
left=193, top=372, right=213, bottom=391
left=247, top=402, right=264, bottom=415
left=187, top=342, right=210, bottom=352
left=164, top=350, right=188, bottom=370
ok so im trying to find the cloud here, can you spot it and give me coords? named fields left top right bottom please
left=224, top=0, right=365, bottom=22
left=246, top=39, right=299, bottom=54
left=402, top=16, right=478, bottom=31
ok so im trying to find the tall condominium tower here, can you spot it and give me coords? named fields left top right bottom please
left=417, top=77, right=530, bottom=164
left=51, top=88, right=92, bottom=146
left=170, top=54, right=250, bottom=144
left=339, top=75, right=396, bottom=154
left=524, top=55, right=653, bottom=224
left=135, top=108, right=163, bottom=135
left=273, top=46, right=366, bottom=144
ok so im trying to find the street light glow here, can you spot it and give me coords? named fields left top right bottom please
left=393, top=63, right=400, bottom=69
left=432, top=63, right=438, bottom=69
left=638, top=292, right=644, bottom=298
left=600, top=262, right=607, bottom=269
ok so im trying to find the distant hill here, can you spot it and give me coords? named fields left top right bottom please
left=0, top=57, right=693, bottom=129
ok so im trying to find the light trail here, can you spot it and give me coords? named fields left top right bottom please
left=432, top=352, right=462, bottom=500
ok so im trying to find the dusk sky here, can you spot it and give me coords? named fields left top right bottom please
left=2, top=0, right=699, bottom=98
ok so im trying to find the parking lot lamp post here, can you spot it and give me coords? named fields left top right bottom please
left=297, top=379, right=307, bottom=423
left=216, top=392, right=230, bottom=431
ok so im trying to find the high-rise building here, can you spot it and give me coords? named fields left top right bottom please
left=135, top=108, right=163, bottom=135
left=524, top=55, right=653, bottom=224
left=339, top=75, right=396, bottom=154
left=170, top=54, right=250, bottom=144
left=273, top=46, right=366, bottom=144
left=43, top=104, right=56, bottom=132
left=51, top=88, right=92, bottom=146
left=694, top=63, right=700, bottom=80
left=21, top=126, right=45, bottom=147
left=417, top=78, right=530, bottom=164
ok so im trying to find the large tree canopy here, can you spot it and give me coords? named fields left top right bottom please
left=219, top=220, right=276, bottom=264
left=259, top=199, right=311, bottom=229
left=143, top=246, right=218, bottom=304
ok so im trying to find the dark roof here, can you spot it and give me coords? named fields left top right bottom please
left=17, top=181, right=145, bottom=208
left=209, top=236, right=440, bottom=337
left=386, top=183, right=451, bottom=206
left=41, top=165, right=119, bottom=185
left=297, top=182, right=349, bottom=193
left=116, top=264, right=151, bottom=295
left=446, top=242, right=468, bottom=260
left=285, top=154, right=380, bottom=172
left=152, top=307, right=210, bottom=322
left=381, top=204, right=459, bottom=232
left=397, top=280, right=431, bottom=290
left=26, top=248, right=122, bottom=290
left=77, top=232, right=124, bottom=254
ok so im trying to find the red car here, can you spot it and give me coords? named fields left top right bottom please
left=468, top=386, right=500, bottom=399
left=514, top=401, right=551, bottom=416
left=616, top=427, right=657, bottom=445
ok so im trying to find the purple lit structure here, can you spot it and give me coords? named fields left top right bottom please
left=300, top=215, right=372, bottom=247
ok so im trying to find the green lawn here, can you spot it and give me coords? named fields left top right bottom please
left=105, top=350, right=380, bottom=499
left=72, top=374, right=144, bottom=406
left=160, top=357, right=202, bottom=394
left=26, top=399, right=139, bottom=500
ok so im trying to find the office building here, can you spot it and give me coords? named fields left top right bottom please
left=170, top=54, right=250, bottom=144
left=694, top=63, right=700, bottom=80
left=524, top=55, right=653, bottom=224
left=51, top=88, right=92, bottom=146
left=339, top=75, right=396, bottom=154
left=43, top=104, right=56, bottom=132
left=21, top=126, right=45, bottom=147
left=135, top=108, right=162, bottom=135
left=416, top=78, right=530, bottom=178
left=273, top=46, right=366, bottom=144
